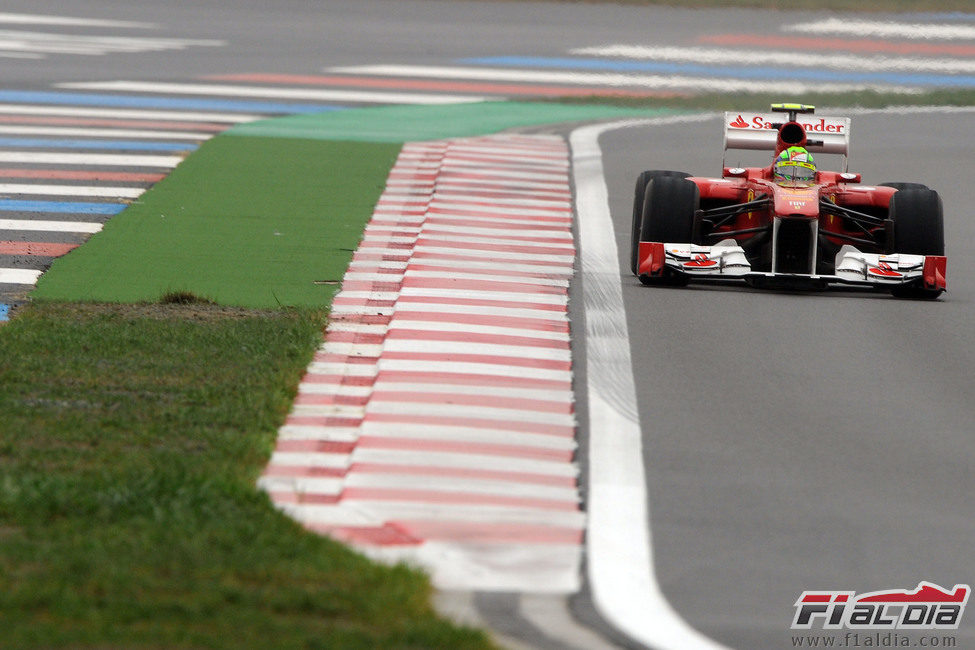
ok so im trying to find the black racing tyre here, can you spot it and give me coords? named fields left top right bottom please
left=630, top=170, right=690, bottom=274
left=890, top=188, right=945, bottom=299
left=640, top=175, right=698, bottom=243
left=891, top=188, right=944, bottom=256
left=880, top=182, right=929, bottom=191
left=638, top=176, right=699, bottom=285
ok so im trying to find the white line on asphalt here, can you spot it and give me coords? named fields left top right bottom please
left=0, top=268, right=42, bottom=284
left=571, top=114, right=731, bottom=650
left=0, top=183, right=143, bottom=198
left=572, top=44, right=975, bottom=75
left=0, top=218, right=102, bottom=233
left=0, top=12, right=155, bottom=29
left=786, top=18, right=975, bottom=41
left=329, top=64, right=923, bottom=94
left=0, top=125, right=211, bottom=139
left=0, top=151, right=183, bottom=167
left=0, top=103, right=262, bottom=123
left=0, top=31, right=224, bottom=57
left=58, top=80, right=493, bottom=105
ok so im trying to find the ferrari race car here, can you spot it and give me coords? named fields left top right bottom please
left=631, top=103, right=947, bottom=299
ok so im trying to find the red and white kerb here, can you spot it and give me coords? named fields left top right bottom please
left=259, top=134, right=582, bottom=593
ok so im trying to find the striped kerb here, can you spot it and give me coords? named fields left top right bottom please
left=260, top=134, right=582, bottom=593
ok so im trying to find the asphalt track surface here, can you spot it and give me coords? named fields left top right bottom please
left=6, top=0, right=975, bottom=648
left=599, top=110, right=975, bottom=648
left=0, top=1, right=828, bottom=86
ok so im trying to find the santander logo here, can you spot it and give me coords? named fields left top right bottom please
left=729, top=114, right=846, bottom=134
left=868, top=262, right=904, bottom=278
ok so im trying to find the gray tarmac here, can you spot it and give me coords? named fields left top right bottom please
left=600, top=111, right=975, bottom=648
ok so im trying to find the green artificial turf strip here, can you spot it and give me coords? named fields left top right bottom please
left=33, top=137, right=401, bottom=309
left=226, top=101, right=681, bottom=143
left=0, top=301, right=495, bottom=650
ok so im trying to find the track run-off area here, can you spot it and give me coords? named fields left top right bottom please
left=19, top=99, right=701, bottom=650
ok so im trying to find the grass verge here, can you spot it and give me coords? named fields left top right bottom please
left=0, top=301, right=495, bottom=650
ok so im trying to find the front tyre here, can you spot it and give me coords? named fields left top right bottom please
left=638, top=175, right=699, bottom=286
left=890, top=188, right=945, bottom=299
left=630, top=170, right=690, bottom=274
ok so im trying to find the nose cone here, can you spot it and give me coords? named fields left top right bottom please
left=772, top=184, right=819, bottom=217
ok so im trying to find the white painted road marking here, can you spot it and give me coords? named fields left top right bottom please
left=59, top=80, right=493, bottom=106
left=0, top=125, right=211, bottom=139
left=0, top=12, right=155, bottom=29
left=0, top=30, right=224, bottom=57
left=0, top=104, right=262, bottom=123
left=571, top=115, right=731, bottom=650
left=329, top=63, right=922, bottom=94
left=0, top=268, right=42, bottom=284
left=786, top=18, right=975, bottom=41
left=0, top=151, right=183, bottom=167
left=0, top=218, right=102, bottom=233
left=572, top=44, right=975, bottom=75
left=0, top=184, right=143, bottom=199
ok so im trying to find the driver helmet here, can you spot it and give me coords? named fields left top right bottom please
left=773, top=146, right=816, bottom=184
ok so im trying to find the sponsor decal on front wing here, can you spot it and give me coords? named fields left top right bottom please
left=665, top=242, right=750, bottom=275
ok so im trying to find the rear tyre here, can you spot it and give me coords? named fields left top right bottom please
left=630, top=170, right=690, bottom=274
left=638, top=175, right=699, bottom=286
left=889, top=188, right=944, bottom=299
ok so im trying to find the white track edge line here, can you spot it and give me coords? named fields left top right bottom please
left=571, top=113, right=731, bottom=650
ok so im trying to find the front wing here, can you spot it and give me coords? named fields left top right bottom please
left=637, top=240, right=947, bottom=293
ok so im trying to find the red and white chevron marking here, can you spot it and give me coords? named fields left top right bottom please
left=260, top=134, right=582, bottom=592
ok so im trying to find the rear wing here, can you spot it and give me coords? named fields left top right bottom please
left=723, top=110, right=851, bottom=169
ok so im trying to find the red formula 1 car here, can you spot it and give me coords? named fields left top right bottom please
left=631, top=103, right=946, bottom=299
